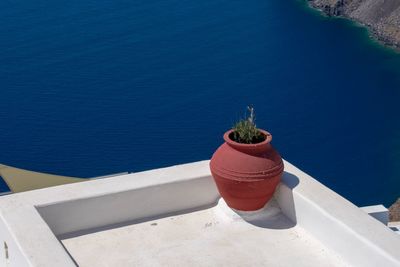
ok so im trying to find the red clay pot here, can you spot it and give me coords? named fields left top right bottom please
left=210, top=129, right=284, bottom=211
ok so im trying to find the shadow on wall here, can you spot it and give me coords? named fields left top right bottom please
left=231, top=171, right=300, bottom=230
left=282, top=171, right=300, bottom=190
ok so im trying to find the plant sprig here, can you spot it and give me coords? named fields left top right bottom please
left=232, top=106, right=263, bottom=144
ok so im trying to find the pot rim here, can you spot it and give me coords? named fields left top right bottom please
left=223, top=129, right=272, bottom=147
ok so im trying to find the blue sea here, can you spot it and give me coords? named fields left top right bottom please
left=0, top=0, right=399, bottom=207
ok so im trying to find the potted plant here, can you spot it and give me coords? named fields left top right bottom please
left=210, top=106, right=284, bottom=211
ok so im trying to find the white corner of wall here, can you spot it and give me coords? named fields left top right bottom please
left=360, top=205, right=389, bottom=225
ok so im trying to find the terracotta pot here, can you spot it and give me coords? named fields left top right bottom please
left=210, top=129, right=284, bottom=211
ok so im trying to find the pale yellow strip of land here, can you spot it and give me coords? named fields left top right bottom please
left=0, top=164, right=84, bottom=193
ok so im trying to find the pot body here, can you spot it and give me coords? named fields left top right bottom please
left=210, top=130, right=284, bottom=211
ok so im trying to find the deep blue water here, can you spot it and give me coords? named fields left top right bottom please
left=0, top=0, right=399, bottom=206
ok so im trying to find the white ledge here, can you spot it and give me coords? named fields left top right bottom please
left=0, top=160, right=398, bottom=266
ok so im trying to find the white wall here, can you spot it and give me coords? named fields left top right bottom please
left=37, top=176, right=220, bottom=237
left=0, top=215, right=30, bottom=267
left=279, top=161, right=400, bottom=267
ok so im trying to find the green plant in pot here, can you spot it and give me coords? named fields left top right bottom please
left=210, top=106, right=284, bottom=211
left=231, top=106, right=264, bottom=144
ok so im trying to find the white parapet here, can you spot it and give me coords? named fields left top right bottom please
left=361, top=205, right=389, bottom=225
left=0, top=160, right=398, bottom=267
left=388, top=222, right=400, bottom=235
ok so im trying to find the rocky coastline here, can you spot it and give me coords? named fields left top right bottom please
left=307, top=0, right=400, bottom=50
left=389, top=198, right=400, bottom=222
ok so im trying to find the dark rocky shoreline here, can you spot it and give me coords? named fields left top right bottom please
left=307, top=0, right=400, bottom=51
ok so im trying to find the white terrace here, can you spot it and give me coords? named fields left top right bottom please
left=0, top=160, right=399, bottom=266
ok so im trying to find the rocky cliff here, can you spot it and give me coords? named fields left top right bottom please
left=307, top=0, right=400, bottom=49
left=390, top=198, right=400, bottom=222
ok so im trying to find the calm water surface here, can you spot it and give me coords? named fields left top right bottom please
left=0, top=0, right=399, bottom=206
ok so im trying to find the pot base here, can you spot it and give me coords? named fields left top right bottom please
left=212, top=172, right=282, bottom=211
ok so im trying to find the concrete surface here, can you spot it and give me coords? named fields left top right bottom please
left=61, top=199, right=348, bottom=267
left=0, top=160, right=398, bottom=267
